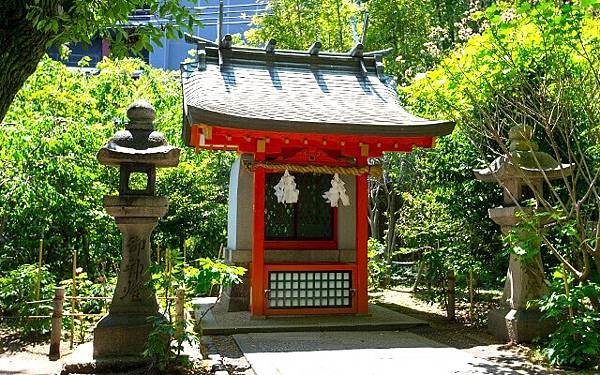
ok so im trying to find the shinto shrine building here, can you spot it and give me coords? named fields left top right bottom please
left=181, top=38, right=454, bottom=317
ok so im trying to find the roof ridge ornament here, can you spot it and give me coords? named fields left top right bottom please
left=308, top=41, right=322, bottom=56
left=264, top=39, right=277, bottom=53
left=374, top=54, right=395, bottom=85
left=348, top=43, right=366, bottom=74
left=361, top=10, right=369, bottom=45
left=349, top=43, right=364, bottom=57
left=221, top=34, right=233, bottom=49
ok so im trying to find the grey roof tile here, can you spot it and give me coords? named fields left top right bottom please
left=181, top=46, right=454, bottom=139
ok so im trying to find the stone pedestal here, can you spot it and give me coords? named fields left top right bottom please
left=93, top=196, right=168, bottom=359
left=488, top=307, right=554, bottom=343
left=487, top=207, right=553, bottom=343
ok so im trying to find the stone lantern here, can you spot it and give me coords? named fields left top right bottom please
left=474, top=124, right=573, bottom=342
left=94, top=100, right=180, bottom=358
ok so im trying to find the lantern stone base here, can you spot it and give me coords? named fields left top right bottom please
left=93, top=196, right=168, bottom=359
left=488, top=307, right=554, bottom=343
left=93, top=314, right=162, bottom=358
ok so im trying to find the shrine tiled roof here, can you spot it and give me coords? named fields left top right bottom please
left=180, top=39, right=454, bottom=144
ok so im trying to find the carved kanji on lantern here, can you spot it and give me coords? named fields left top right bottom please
left=274, top=170, right=299, bottom=204
left=323, top=174, right=350, bottom=207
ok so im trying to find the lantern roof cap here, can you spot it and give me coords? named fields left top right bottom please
left=474, top=125, right=573, bottom=182
left=180, top=39, right=454, bottom=145
left=97, top=100, right=180, bottom=167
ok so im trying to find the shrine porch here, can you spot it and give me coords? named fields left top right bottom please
left=193, top=297, right=426, bottom=335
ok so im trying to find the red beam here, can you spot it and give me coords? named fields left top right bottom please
left=189, top=125, right=434, bottom=157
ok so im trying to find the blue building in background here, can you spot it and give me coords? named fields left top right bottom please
left=148, top=0, right=267, bottom=70
left=49, top=0, right=267, bottom=70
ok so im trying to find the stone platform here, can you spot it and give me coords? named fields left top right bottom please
left=193, top=298, right=427, bottom=335
left=61, top=343, right=151, bottom=375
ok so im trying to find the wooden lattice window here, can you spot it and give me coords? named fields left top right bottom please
left=264, top=173, right=334, bottom=241
left=267, top=271, right=352, bottom=309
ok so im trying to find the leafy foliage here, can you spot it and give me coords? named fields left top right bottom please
left=0, top=264, right=55, bottom=336
left=186, top=258, right=246, bottom=298
left=19, top=0, right=197, bottom=52
left=0, top=56, right=233, bottom=281
left=1, top=0, right=201, bottom=122
left=538, top=270, right=600, bottom=367
left=145, top=249, right=245, bottom=371
left=365, top=0, right=490, bottom=83
left=367, top=238, right=389, bottom=290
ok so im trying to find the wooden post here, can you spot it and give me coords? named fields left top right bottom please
left=70, top=249, right=77, bottom=349
left=183, top=239, right=187, bottom=266
left=35, top=238, right=44, bottom=301
left=49, top=287, right=65, bottom=360
left=166, top=248, right=170, bottom=273
left=175, top=288, right=185, bottom=340
left=412, top=260, right=425, bottom=293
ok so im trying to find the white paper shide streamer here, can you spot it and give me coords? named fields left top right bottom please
left=323, top=173, right=350, bottom=207
left=274, top=170, right=299, bottom=204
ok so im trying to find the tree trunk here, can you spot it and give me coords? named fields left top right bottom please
left=367, top=178, right=382, bottom=240
left=446, top=268, right=456, bottom=321
left=383, top=191, right=398, bottom=288
left=0, top=3, right=52, bottom=122
left=468, top=270, right=474, bottom=323
left=82, top=231, right=92, bottom=276
left=412, top=260, right=425, bottom=292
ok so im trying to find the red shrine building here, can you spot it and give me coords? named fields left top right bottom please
left=181, top=38, right=454, bottom=317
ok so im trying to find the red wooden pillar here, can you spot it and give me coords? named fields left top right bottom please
left=355, top=170, right=369, bottom=314
left=250, top=155, right=266, bottom=316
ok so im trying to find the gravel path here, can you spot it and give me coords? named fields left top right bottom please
left=206, top=335, right=255, bottom=375
left=206, top=289, right=555, bottom=375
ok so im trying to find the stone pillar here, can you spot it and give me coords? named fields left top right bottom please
left=93, top=196, right=168, bottom=358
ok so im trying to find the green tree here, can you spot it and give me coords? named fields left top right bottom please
left=0, top=0, right=198, bottom=122
left=245, top=0, right=360, bottom=51
left=364, top=0, right=491, bottom=83
left=405, top=0, right=600, bottom=365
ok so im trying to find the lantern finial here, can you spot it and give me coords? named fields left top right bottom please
left=126, top=100, right=156, bottom=130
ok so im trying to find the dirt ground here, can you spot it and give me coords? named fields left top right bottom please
left=0, top=328, right=70, bottom=375
left=373, top=288, right=555, bottom=375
